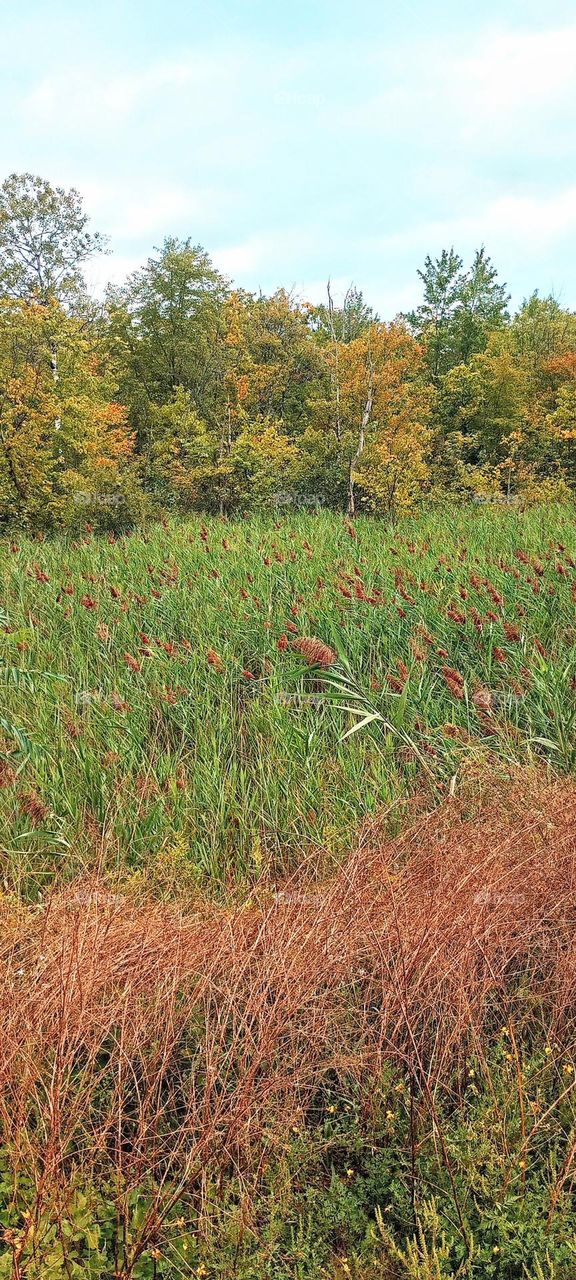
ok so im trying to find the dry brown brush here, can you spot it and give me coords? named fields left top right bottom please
left=1, top=772, right=576, bottom=1269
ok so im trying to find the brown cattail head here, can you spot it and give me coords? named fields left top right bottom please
left=124, top=652, right=142, bottom=673
left=0, top=761, right=16, bottom=788
left=291, top=637, right=336, bottom=667
left=110, top=691, right=130, bottom=713
left=18, top=790, right=49, bottom=825
left=472, top=686, right=494, bottom=716
left=442, top=665, right=465, bottom=698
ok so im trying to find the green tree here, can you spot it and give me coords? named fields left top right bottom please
left=407, top=248, right=464, bottom=381
left=435, top=337, right=526, bottom=495
left=453, top=247, right=509, bottom=363
left=511, top=293, right=576, bottom=380
left=0, top=172, right=106, bottom=306
left=108, top=238, right=229, bottom=439
left=408, top=248, right=509, bottom=380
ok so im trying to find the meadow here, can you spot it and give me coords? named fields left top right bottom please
left=2, top=504, right=576, bottom=895
left=2, top=504, right=576, bottom=1279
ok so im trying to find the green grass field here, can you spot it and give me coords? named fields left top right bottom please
left=1, top=504, right=576, bottom=895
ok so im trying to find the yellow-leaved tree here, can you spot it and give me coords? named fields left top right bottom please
left=321, top=322, right=433, bottom=515
left=0, top=297, right=141, bottom=527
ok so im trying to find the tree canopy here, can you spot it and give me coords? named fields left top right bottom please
left=1, top=172, right=575, bottom=528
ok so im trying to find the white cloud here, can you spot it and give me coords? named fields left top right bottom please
left=23, top=60, right=201, bottom=130
left=79, top=180, right=214, bottom=239
left=377, top=186, right=576, bottom=256
left=212, top=240, right=266, bottom=277
left=482, top=189, right=576, bottom=244
left=336, top=22, right=576, bottom=149
left=212, top=229, right=319, bottom=281
left=461, top=24, right=576, bottom=117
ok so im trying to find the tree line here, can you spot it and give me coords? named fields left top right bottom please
left=1, top=172, right=575, bottom=529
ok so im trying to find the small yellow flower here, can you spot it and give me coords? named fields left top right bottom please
left=151, top=1248, right=161, bottom=1260
left=327, top=1104, right=336, bottom=1113
left=346, top=1167, right=354, bottom=1178
left=394, top=1082, right=404, bottom=1093
left=501, top=1026, right=509, bottom=1037
left=563, top=1063, right=575, bottom=1074
left=493, top=1245, right=500, bottom=1254
left=386, top=1110, right=395, bottom=1121
left=468, top=1069, right=475, bottom=1079
left=545, top=1045, right=553, bottom=1056
left=518, top=1158, right=527, bottom=1170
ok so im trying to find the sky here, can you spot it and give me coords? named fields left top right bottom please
left=2, top=0, right=576, bottom=317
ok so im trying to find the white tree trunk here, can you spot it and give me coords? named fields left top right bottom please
left=347, top=360, right=374, bottom=517
left=327, top=280, right=341, bottom=442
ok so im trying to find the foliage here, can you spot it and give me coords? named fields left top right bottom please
left=407, top=247, right=509, bottom=382
left=108, top=237, right=228, bottom=424
left=0, top=172, right=106, bottom=306
left=0, top=297, right=141, bottom=528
